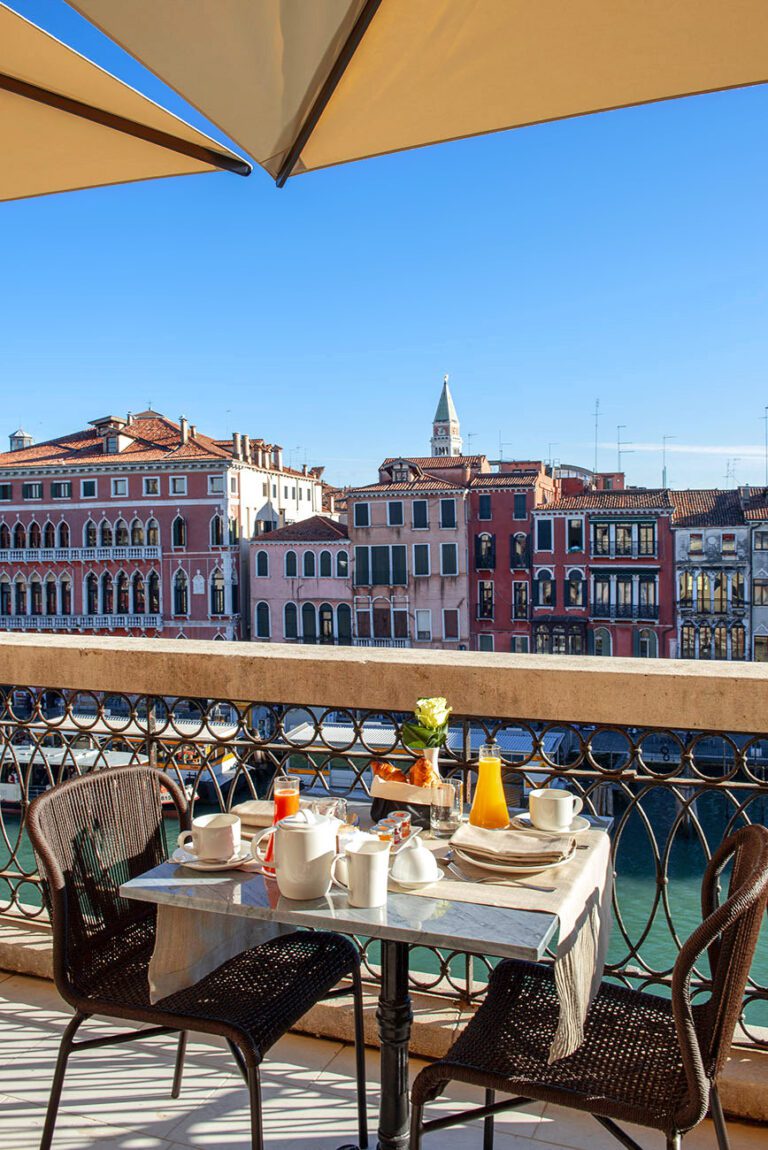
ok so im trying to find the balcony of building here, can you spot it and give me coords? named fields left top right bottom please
left=1, top=637, right=767, bottom=1146
left=590, top=604, right=660, bottom=620
left=0, top=613, right=163, bottom=631
left=0, top=546, right=162, bottom=564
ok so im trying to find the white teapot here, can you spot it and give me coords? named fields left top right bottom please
left=251, top=809, right=339, bottom=900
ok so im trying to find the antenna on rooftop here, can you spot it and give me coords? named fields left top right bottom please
left=466, top=432, right=476, bottom=452
left=616, top=425, right=635, bottom=474
left=762, top=407, right=768, bottom=487
left=662, top=434, right=676, bottom=487
left=593, top=399, right=600, bottom=475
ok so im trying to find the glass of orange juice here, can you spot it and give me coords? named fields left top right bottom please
left=469, top=742, right=509, bottom=829
left=263, top=774, right=301, bottom=871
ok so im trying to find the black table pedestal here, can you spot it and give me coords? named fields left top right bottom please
left=375, top=939, right=413, bottom=1150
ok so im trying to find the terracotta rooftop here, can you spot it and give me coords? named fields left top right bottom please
left=670, top=489, right=745, bottom=527
left=470, top=472, right=539, bottom=489
left=349, top=475, right=460, bottom=495
left=550, top=489, right=674, bottom=512
left=257, top=515, right=348, bottom=543
left=0, top=413, right=322, bottom=473
left=0, top=412, right=233, bottom=469
left=381, top=455, right=486, bottom=470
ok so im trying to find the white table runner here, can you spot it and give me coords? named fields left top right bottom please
left=149, top=829, right=612, bottom=1061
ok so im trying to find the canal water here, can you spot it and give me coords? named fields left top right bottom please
left=3, top=787, right=767, bottom=1027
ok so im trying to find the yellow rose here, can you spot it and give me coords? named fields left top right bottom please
left=414, top=696, right=452, bottom=729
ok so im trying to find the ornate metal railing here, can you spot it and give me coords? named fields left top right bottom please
left=1, top=683, right=767, bottom=1046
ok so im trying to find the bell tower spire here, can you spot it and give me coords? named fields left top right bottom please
left=431, top=374, right=462, bottom=456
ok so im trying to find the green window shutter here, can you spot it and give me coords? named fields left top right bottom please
left=391, top=545, right=407, bottom=585
left=371, top=546, right=390, bottom=585
left=354, top=547, right=370, bottom=586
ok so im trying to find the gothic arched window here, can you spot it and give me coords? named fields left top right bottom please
left=43, top=522, right=55, bottom=548
left=130, top=518, right=144, bottom=546
left=114, top=519, right=129, bottom=547
left=85, top=573, right=98, bottom=615
left=84, top=520, right=97, bottom=547
left=210, top=514, right=224, bottom=547
left=173, top=570, right=188, bottom=615
left=148, top=571, right=160, bottom=614
left=100, top=520, right=113, bottom=547
left=210, top=569, right=225, bottom=615
left=28, top=522, right=41, bottom=548
left=58, top=521, right=70, bottom=548
left=146, top=518, right=159, bottom=546
left=13, top=523, right=26, bottom=549
left=172, top=516, right=187, bottom=548
left=132, top=572, right=145, bottom=613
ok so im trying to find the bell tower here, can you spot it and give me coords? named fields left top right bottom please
left=431, top=375, right=462, bottom=456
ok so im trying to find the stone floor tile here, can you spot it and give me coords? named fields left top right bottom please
left=318, top=1041, right=546, bottom=1139
left=0, top=1094, right=171, bottom=1149
left=534, top=1103, right=765, bottom=1150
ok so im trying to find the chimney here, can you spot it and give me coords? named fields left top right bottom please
left=242, top=434, right=251, bottom=461
left=302, top=463, right=308, bottom=475
left=180, top=416, right=189, bottom=445
left=189, top=424, right=197, bottom=439
left=232, top=432, right=242, bottom=460
left=126, top=412, right=133, bottom=425
left=274, top=445, right=283, bottom=470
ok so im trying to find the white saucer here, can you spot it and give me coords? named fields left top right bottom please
left=453, top=845, right=572, bottom=876
left=172, top=845, right=252, bottom=871
left=389, top=870, right=444, bottom=891
left=511, top=813, right=591, bottom=835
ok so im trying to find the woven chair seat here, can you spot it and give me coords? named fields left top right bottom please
left=82, top=928, right=358, bottom=1065
left=414, top=960, right=692, bottom=1133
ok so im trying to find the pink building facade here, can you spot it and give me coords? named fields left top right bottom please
left=0, top=412, right=328, bottom=641
left=250, top=516, right=352, bottom=644
left=346, top=456, right=479, bottom=649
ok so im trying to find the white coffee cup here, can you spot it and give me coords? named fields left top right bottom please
left=528, top=788, right=583, bottom=833
left=177, top=812, right=241, bottom=861
left=331, top=838, right=391, bottom=907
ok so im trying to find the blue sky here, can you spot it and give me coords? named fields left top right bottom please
left=3, top=1, right=767, bottom=489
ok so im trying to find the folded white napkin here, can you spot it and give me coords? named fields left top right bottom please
left=451, top=823, right=575, bottom=867
left=230, top=799, right=274, bottom=827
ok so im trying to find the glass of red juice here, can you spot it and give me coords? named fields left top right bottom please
left=263, top=774, right=301, bottom=871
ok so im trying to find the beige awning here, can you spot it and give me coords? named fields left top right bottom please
left=70, top=0, right=768, bottom=186
left=0, top=2, right=249, bottom=202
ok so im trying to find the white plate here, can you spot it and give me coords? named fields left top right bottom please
left=389, top=870, right=444, bottom=891
left=453, top=845, right=573, bottom=876
left=172, top=845, right=252, bottom=871
left=511, top=813, right=591, bottom=835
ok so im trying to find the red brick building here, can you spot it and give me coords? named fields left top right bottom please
left=531, top=489, right=676, bottom=657
left=468, top=462, right=555, bottom=653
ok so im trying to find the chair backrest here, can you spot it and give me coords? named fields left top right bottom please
left=27, top=765, right=188, bottom=1006
left=671, top=823, right=768, bottom=1130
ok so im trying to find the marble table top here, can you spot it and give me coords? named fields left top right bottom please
left=121, top=862, right=558, bottom=962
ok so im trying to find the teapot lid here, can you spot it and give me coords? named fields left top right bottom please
left=278, top=808, right=329, bottom=830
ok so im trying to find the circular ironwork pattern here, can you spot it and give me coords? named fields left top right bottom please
left=1, top=686, right=766, bottom=1047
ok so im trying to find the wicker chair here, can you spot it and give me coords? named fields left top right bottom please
left=410, top=823, right=768, bottom=1150
left=28, top=765, right=368, bottom=1150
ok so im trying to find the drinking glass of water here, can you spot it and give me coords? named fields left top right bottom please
left=430, top=780, right=462, bottom=838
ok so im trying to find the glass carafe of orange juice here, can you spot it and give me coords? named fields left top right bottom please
left=264, top=774, right=301, bottom=871
left=469, top=742, right=509, bottom=829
